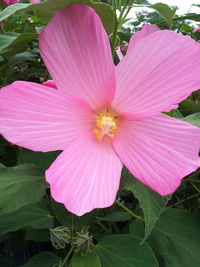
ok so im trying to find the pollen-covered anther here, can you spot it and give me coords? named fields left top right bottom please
left=93, top=113, right=118, bottom=141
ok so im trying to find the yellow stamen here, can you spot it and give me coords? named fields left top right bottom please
left=93, top=112, right=118, bottom=141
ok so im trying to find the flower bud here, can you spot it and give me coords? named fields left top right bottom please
left=71, top=227, right=94, bottom=256
left=50, top=226, right=71, bottom=249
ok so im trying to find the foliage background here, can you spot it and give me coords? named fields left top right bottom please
left=0, top=0, right=200, bottom=266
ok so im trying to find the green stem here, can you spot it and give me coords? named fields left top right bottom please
left=115, top=200, right=144, bottom=222
left=118, top=0, right=128, bottom=21
left=71, top=214, right=74, bottom=235
left=111, top=0, right=129, bottom=59
left=61, top=246, right=74, bottom=267
left=183, top=169, right=200, bottom=182
left=169, top=193, right=199, bottom=208
left=96, top=219, right=110, bottom=233
left=175, top=194, right=184, bottom=208
left=111, top=14, right=118, bottom=59
left=177, top=4, right=192, bottom=33
left=190, top=181, right=200, bottom=194
left=183, top=179, right=200, bottom=183
left=121, top=5, right=132, bottom=20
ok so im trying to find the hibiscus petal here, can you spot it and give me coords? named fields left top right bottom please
left=112, top=30, right=200, bottom=120
left=116, top=46, right=123, bottom=61
left=126, top=24, right=160, bottom=55
left=113, top=114, right=200, bottom=195
left=43, top=80, right=57, bottom=89
left=39, top=4, right=115, bottom=110
left=0, top=81, right=93, bottom=152
left=46, top=132, right=122, bottom=216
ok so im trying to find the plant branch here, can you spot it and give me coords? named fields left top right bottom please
left=115, top=200, right=144, bottom=222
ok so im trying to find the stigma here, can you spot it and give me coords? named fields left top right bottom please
left=93, top=112, right=118, bottom=141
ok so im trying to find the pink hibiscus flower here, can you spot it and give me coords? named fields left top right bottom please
left=0, top=4, right=200, bottom=216
left=31, top=0, right=41, bottom=3
left=1, top=0, right=18, bottom=5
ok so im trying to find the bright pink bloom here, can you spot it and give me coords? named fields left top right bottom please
left=117, top=24, right=159, bottom=61
left=194, top=28, right=200, bottom=32
left=0, top=4, right=200, bottom=216
left=116, top=46, right=123, bottom=61
left=0, top=23, right=4, bottom=28
left=43, top=80, right=57, bottom=89
left=120, top=44, right=128, bottom=51
left=116, top=45, right=128, bottom=61
left=31, top=0, right=41, bottom=3
left=1, top=0, right=18, bottom=5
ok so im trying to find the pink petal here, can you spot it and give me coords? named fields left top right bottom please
left=39, top=4, right=115, bottom=110
left=0, top=81, right=93, bottom=152
left=126, top=24, right=160, bottom=55
left=112, top=30, right=200, bottom=120
left=46, top=132, right=122, bottom=216
left=43, top=80, right=57, bottom=89
left=120, top=45, right=128, bottom=51
left=118, top=25, right=159, bottom=61
left=113, top=114, right=200, bottom=195
left=1, top=0, right=18, bottom=4
left=116, top=47, right=123, bottom=61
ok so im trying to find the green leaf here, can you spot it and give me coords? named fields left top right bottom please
left=179, top=98, right=200, bottom=113
left=0, top=164, right=47, bottom=214
left=0, top=202, right=54, bottom=235
left=9, top=51, right=36, bottom=65
left=21, top=252, right=60, bottom=267
left=150, top=3, right=176, bottom=28
left=18, top=148, right=60, bottom=171
left=72, top=252, right=101, bottom=267
left=174, top=13, right=200, bottom=22
left=180, top=24, right=193, bottom=33
left=25, top=228, right=50, bottom=242
left=51, top=200, right=97, bottom=230
left=0, top=32, right=37, bottom=56
left=158, top=13, right=200, bottom=27
left=0, top=0, right=115, bottom=34
left=130, top=209, right=200, bottom=267
left=34, top=9, right=54, bottom=24
left=0, top=233, right=12, bottom=242
left=164, top=109, right=184, bottom=119
left=121, top=169, right=170, bottom=242
left=98, top=211, right=132, bottom=222
left=132, top=0, right=150, bottom=4
left=0, top=256, right=16, bottom=267
left=118, top=31, right=131, bottom=42
left=95, top=234, right=158, bottom=267
left=182, top=113, right=200, bottom=128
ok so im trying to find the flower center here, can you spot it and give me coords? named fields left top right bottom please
left=93, top=112, right=118, bottom=141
